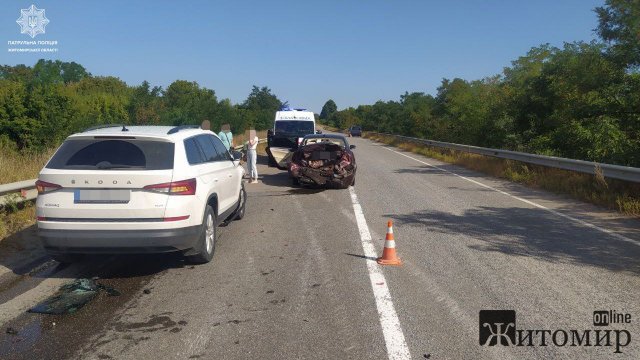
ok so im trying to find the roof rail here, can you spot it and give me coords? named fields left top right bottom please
left=83, top=124, right=123, bottom=132
left=167, top=125, right=200, bottom=135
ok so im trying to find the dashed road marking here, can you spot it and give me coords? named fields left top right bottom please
left=385, top=147, right=640, bottom=247
left=348, top=186, right=411, bottom=360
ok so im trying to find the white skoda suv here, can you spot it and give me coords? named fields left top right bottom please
left=35, top=125, right=247, bottom=264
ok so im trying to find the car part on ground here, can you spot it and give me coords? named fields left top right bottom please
left=28, top=278, right=120, bottom=315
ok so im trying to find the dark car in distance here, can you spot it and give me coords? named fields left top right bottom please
left=348, top=125, right=362, bottom=137
left=288, top=134, right=356, bottom=189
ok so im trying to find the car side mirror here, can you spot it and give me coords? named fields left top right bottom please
left=350, top=145, right=356, bottom=149
left=316, top=130, right=322, bottom=134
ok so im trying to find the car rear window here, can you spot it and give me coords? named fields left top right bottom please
left=46, top=138, right=175, bottom=170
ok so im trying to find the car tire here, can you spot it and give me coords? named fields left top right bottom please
left=292, top=177, right=300, bottom=187
left=233, top=184, right=247, bottom=221
left=187, top=205, right=216, bottom=264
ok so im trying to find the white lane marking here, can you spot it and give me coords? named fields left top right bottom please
left=385, top=147, right=640, bottom=247
left=349, top=187, right=411, bottom=360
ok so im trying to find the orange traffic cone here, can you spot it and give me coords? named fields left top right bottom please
left=377, top=220, right=402, bottom=266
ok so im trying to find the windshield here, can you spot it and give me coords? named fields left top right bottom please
left=274, top=121, right=314, bottom=135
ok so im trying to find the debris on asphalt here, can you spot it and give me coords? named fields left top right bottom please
left=98, top=283, right=121, bottom=297
left=28, top=278, right=120, bottom=315
left=143, top=289, right=151, bottom=294
left=6, top=327, right=18, bottom=335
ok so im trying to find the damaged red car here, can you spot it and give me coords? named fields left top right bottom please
left=288, top=134, right=357, bottom=188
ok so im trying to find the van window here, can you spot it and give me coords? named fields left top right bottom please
left=275, top=121, right=314, bottom=135
left=46, top=139, right=174, bottom=170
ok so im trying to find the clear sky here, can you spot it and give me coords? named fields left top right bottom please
left=1, top=0, right=603, bottom=112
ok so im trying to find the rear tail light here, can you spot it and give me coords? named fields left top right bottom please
left=35, top=180, right=62, bottom=194
left=143, top=178, right=197, bottom=195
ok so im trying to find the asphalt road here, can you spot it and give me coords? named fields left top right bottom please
left=0, top=135, right=639, bottom=359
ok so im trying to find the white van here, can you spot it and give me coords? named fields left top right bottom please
left=266, top=109, right=317, bottom=169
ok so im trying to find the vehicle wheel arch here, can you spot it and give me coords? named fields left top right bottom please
left=206, top=193, right=218, bottom=218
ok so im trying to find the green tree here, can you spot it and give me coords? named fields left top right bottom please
left=239, top=86, right=282, bottom=129
left=162, top=80, right=218, bottom=125
left=595, top=0, right=640, bottom=67
left=319, top=99, right=337, bottom=122
left=241, top=86, right=282, bottom=112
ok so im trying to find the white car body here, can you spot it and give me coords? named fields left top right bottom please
left=36, top=125, right=246, bottom=261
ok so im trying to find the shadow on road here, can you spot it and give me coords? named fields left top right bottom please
left=385, top=206, right=640, bottom=275
left=257, top=171, right=328, bottom=195
left=345, top=253, right=377, bottom=262
left=0, top=222, right=191, bottom=309
left=0, top=225, right=48, bottom=276
left=259, top=172, right=292, bottom=187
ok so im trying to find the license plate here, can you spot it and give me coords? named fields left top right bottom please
left=74, top=189, right=130, bottom=204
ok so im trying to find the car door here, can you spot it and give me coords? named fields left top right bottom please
left=210, top=135, right=239, bottom=213
left=192, top=134, right=234, bottom=215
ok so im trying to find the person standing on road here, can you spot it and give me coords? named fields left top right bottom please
left=247, top=129, right=259, bottom=183
left=218, top=124, right=234, bottom=151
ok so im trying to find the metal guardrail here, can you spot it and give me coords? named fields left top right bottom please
left=0, top=138, right=267, bottom=207
left=368, top=132, right=640, bottom=183
left=0, top=180, right=38, bottom=206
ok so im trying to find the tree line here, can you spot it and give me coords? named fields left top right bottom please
left=0, top=60, right=283, bottom=151
left=320, top=0, right=640, bottom=167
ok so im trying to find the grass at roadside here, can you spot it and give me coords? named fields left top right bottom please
left=0, top=202, right=35, bottom=242
left=234, top=130, right=268, bottom=147
left=0, top=143, right=56, bottom=184
left=366, top=133, right=640, bottom=218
